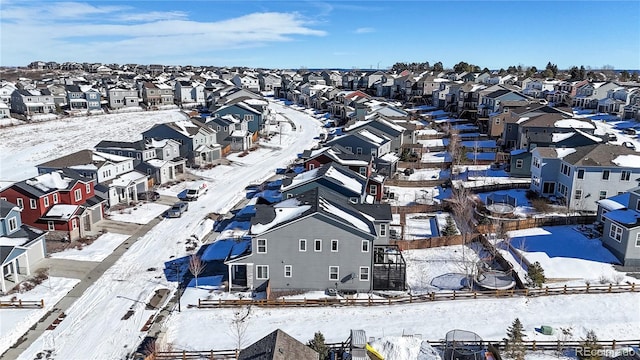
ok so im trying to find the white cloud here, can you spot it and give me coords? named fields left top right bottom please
left=0, top=2, right=327, bottom=65
left=355, top=27, right=375, bottom=34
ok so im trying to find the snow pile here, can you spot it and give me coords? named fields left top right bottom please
left=325, top=166, right=364, bottom=193
left=554, top=119, right=595, bottom=129
left=612, top=154, right=640, bottom=167
left=50, top=232, right=130, bottom=262
left=191, top=219, right=215, bottom=242
left=27, top=171, right=71, bottom=191
left=368, top=336, right=441, bottom=360
left=555, top=148, right=576, bottom=158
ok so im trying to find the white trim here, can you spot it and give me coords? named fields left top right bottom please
left=380, top=223, right=387, bottom=237
left=16, top=198, right=23, bottom=209
left=359, top=266, right=370, bottom=281
left=609, top=223, right=623, bottom=243
left=362, top=240, right=369, bottom=252
left=86, top=183, right=91, bottom=194
left=636, top=233, right=640, bottom=247
left=7, top=217, right=18, bottom=232
left=329, top=266, right=339, bottom=281
left=331, top=239, right=339, bottom=252
left=74, top=188, right=82, bottom=201
left=43, top=196, right=49, bottom=208
left=257, top=238, right=267, bottom=254
left=299, top=239, right=307, bottom=252
left=256, top=265, right=269, bottom=280
left=314, top=239, right=322, bottom=252
left=48, top=221, right=55, bottom=231
left=30, top=198, right=37, bottom=209
left=53, top=193, right=58, bottom=204
left=284, top=265, right=292, bottom=278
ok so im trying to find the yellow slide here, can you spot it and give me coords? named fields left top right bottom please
left=365, top=343, right=385, bottom=360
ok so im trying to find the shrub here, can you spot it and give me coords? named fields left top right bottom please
left=531, top=198, right=551, bottom=213
left=527, top=261, right=546, bottom=288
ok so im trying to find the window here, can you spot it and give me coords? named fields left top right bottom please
left=256, top=265, right=269, bottom=280
left=515, top=159, right=523, bottom=169
left=48, top=221, right=55, bottom=231
left=495, top=118, right=500, bottom=124
left=602, top=170, right=610, bottom=180
left=533, top=157, right=541, bottom=168
left=30, top=198, right=37, bottom=209
left=74, top=189, right=82, bottom=201
left=330, top=239, right=339, bottom=252
left=329, top=266, right=339, bottom=281
left=637, top=199, right=640, bottom=211
left=86, top=183, right=91, bottom=194
left=257, top=238, right=267, bottom=253
left=542, top=182, right=555, bottom=194
left=369, top=184, right=377, bottom=195
left=380, top=223, right=387, bottom=237
left=53, top=193, right=58, bottom=204
left=362, top=240, right=369, bottom=252
left=560, top=163, right=570, bottom=176
left=43, top=196, right=49, bottom=207
left=308, top=163, right=315, bottom=170
left=314, top=239, right=322, bottom=252
left=345, top=146, right=352, bottom=152
left=284, top=265, right=292, bottom=277
left=621, top=170, right=631, bottom=181
left=299, top=239, right=307, bottom=252
left=359, top=167, right=367, bottom=176
left=243, top=114, right=254, bottom=121
left=609, top=223, right=623, bottom=242
left=72, top=219, right=77, bottom=229
left=636, top=233, right=640, bottom=247
left=359, top=267, right=370, bottom=281
left=577, top=169, right=585, bottom=179
left=8, top=217, right=17, bottom=232
left=16, top=198, right=23, bottom=209
left=356, top=147, right=363, bottom=155
left=599, top=191, right=607, bottom=200
left=574, top=189, right=582, bottom=200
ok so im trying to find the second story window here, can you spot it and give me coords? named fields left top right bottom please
left=86, top=183, right=91, bottom=194
left=314, top=239, right=322, bottom=252
left=74, top=189, right=82, bottom=201
left=16, top=198, right=23, bottom=209
left=331, top=239, right=339, bottom=252
left=30, top=198, right=37, bottom=209
left=621, top=170, right=631, bottom=181
left=43, top=196, right=49, bottom=207
left=362, top=240, right=369, bottom=253
left=53, top=193, right=58, bottom=204
left=257, top=238, right=267, bottom=253
left=577, top=169, right=585, bottom=179
left=602, top=170, right=610, bottom=180
left=380, top=224, right=387, bottom=237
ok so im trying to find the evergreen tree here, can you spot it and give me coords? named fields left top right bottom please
left=527, top=261, right=546, bottom=288
left=442, top=215, right=458, bottom=236
left=578, top=330, right=602, bottom=360
left=308, top=331, right=329, bottom=360
left=631, top=72, right=639, bottom=82
left=620, top=70, right=630, bottom=82
left=504, top=318, right=525, bottom=360
left=432, top=61, right=444, bottom=72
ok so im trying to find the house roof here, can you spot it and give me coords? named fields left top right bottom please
left=0, top=199, right=19, bottom=219
left=250, top=187, right=377, bottom=236
left=603, top=209, right=640, bottom=228
left=12, top=170, right=86, bottom=197
left=281, top=163, right=367, bottom=195
left=161, top=119, right=214, bottom=137
left=561, top=144, right=640, bottom=167
left=0, top=225, right=46, bottom=249
left=238, top=329, right=319, bottom=360
left=95, top=140, right=147, bottom=151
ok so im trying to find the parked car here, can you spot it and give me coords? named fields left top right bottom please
left=623, top=128, right=638, bottom=135
left=167, top=202, right=189, bottom=218
left=138, top=191, right=160, bottom=201
left=184, top=181, right=208, bottom=201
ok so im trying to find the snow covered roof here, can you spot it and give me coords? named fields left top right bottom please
left=596, top=198, right=626, bottom=211
left=603, top=209, right=640, bottom=227
left=250, top=198, right=311, bottom=234
left=25, top=171, right=73, bottom=192
left=110, top=171, right=147, bottom=187
left=552, top=132, right=575, bottom=143
left=325, top=166, right=365, bottom=194
left=44, top=204, right=79, bottom=220
left=358, top=129, right=389, bottom=145
left=612, top=154, right=640, bottom=167
left=554, top=119, right=595, bottom=129
left=555, top=148, right=576, bottom=159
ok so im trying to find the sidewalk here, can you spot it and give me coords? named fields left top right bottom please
left=0, top=217, right=162, bottom=359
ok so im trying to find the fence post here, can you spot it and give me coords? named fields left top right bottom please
left=631, top=283, right=635, bottom=292
left=430, top=292, right=435, bottom=301
left=182, top=350, right=186, bottom=360
left=473, top=292, right=477, bottom=299
left=608, top=284, right=612, bottom=293
left=586, top=283, right=590, bottom=293
left=545, top=287, right=549, bottom=296
left=19, top=299, right=22, bottom=307
left=210, top=350, right=214, bottom=360
left=452, top=291, right=456, bottom=300
left=612, top=339, right=616, bottom=349
left=41, top=299, right=44, bottom=308
left=532, top=340, right=536, bottom=351
left=409, top=294, right=413, bottom=303
left=563, top=285, right=567, bottom=294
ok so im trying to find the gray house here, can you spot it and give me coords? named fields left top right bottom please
left=212, top=99, right=266, bottom=134
left=598, top=187, right=640, bottom=266
left=0, top=200, right=47, bottom=293
left=142, top=119, right=221, bottom=167
left=530, top=144, right=640, bottom=212
left=280, top=163, right=369, bottom=204
left=107, top=87, right=140, bottom=109
left=326, top=129, right=392, bottom=158
left=226, top=188, right=402, bottom=295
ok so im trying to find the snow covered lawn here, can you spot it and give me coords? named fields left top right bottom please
left=421, top=151, right=452, bottom=163
left=404, top=213, right=437, bottom=240
left=476, top=189, right=535, bottom=217
left=400, top=168, right=450, bottom=181
left=404, top=245, right=480, bottom=293
left=384, top=186, right=444, bottom=206
left=505, top=226, right=632, bottom=282
left=49, top=233, right=130, bottom=262
left=0, top=277, right=80, bottom=354
left=163, top=292, right=640, bottom=351
left=107, top=203, right=171, bottom=224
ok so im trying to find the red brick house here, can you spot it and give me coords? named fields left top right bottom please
left=0, top=170, right=106, bottom=241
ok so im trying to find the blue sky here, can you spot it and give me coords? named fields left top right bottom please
left=1, top=0, right=638, bottom=69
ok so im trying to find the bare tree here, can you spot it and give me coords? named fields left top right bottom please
left=229, top=305, right=252, bottom=350
left=447, top=127, right=464, bottom=177
left=189, top=254, right=205, bottom=288
left=449, top=187, right=478, bottom=288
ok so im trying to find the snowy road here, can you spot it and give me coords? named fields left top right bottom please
left=13, top=101, right=323, bottom=359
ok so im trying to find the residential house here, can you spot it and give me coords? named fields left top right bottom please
left=226, top=187, right=402, bottom=294
left=0, top=102, right=10, bottom=118
left=501, top=105, right=572, bottom=149
left=231, top=73, right=260, bottom=92
left=238, top=329, right=319, bottom=360
left=623, top=89, right=640, bottom=120
left=0, top=82, right=17, bottom=104
left=142, top=119, right=221, bottom=167
left=0, top=170, right=105, bottom=241
left=477, top=89, right=529, bottom=119
left=204, top=114, right=253, bottom=152
left=107, top=87, right=140, bottom=109
left=141, top=82, right=174, bottom=108
left=212, top=98, right=266, bottom=135
left=0, top=200, right=47, bottom=293
left=10, top=89, right=56, bottom=115
left=487, top=100, right=534, bottom=138
left=572, top=82, right=619, bottom=109
left=516, top=113, right=598, bottom=150
left=95, top=139, right=186, bottom=186
left=598, top=87, right=639, bottom=115
left=65, top=85, right=102, bottom=111
left=325, top=128, right=392, bottom=158
left=522, top=79, right=560, bottom=99
left=257, top=73, right=281, bottom=93
left=37, top=150, right=147, bottom=206
left=597, top=187, right=640, bottom=266
left=530, top=144, right=640, bottom=212
left=345, top=114, right=408, bottom=153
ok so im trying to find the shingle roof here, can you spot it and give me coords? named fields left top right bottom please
left=0, top=199, right=19, bottom=218
left=238, top=329, right=318, bottom=360
left=563, top=144, right=640, bottom=167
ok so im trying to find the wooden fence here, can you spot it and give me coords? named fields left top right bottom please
left=461, top=181, right=531, bottom=192
left=154, top=339, right=640, bottom=359
left=392, top=234, right=477, bottom=250
left=385, top=178, right=448, bottom=187
left=195, top=283, right=636, bottom=309
left=391, top=203, right=444, bottom=216
left=398, top=161, right=452, bottom=170
left=476, top=215, right=597, bottom=233
left=0, top=299, right=44, bottom=309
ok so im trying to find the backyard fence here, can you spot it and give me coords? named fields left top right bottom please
left=385, top=178, right=448, bottom=187
left=459, top=181, right=531, bottom=192
left=153, top=339, right=640, bottom=359
left=476, top=215, right=597, bottom=233
left=0, top=299, right=44, bottom=309
left=194, top=283, right=636, bottom=309
left=392, top=234, right=478, bottom=250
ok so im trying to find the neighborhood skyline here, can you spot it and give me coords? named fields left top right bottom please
left=1, top=0, right=639, bottom=70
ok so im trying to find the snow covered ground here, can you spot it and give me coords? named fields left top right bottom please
left=0, top=109, right=187, bottom=186
left=106, top=202, right=171, bottom=224
left=0, top=277, right=80, bottom=355
left=505, top=226, right=633, bottom=283
left=49, top=233, right=130, bottom=262
left=385, top=186, right=445, bottom=206
left=13, top=100, right=323, bottom=359
left=164, top=291, right=640, bottom=351
left=404, top=245, right=481, bottom=293
left=404, top=213, right=437, bottom=240
left=475, top=189, right=536, bottom=218
left=400, top=168, right=450, bottom=181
